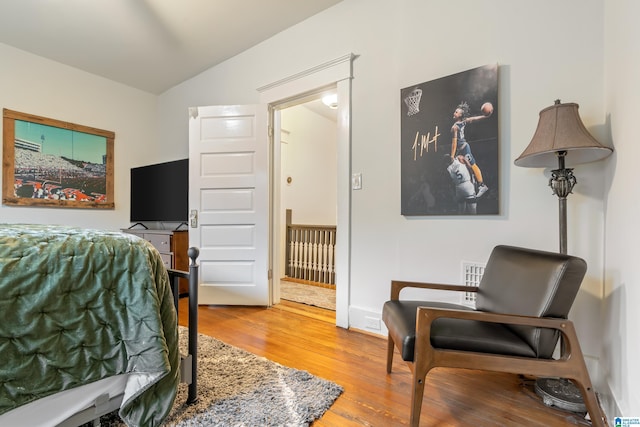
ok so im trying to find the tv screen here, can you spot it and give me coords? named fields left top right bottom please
left=130, top=159, right=189, bottom=223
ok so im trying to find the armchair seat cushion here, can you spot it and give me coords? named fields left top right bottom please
left=382, top=300, right=537, bottom=361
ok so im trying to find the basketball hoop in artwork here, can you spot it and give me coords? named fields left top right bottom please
left=404, top=88, right=423, bottom=116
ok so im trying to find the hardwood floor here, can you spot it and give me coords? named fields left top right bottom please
left=177, top=298, right=599, bottom=426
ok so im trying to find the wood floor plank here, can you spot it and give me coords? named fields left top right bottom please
left=178, top=298, right=599, bottom=426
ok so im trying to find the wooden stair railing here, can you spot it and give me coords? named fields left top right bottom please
left=285, top=209, right=336, bottom=286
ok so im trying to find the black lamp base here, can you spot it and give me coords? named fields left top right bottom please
left=535, top=377, right=587, bottom=413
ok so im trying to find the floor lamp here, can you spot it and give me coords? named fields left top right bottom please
left=514, top=100, right=612, bottom=412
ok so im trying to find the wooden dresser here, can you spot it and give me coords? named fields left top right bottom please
left=122, top=229, right=189, bottom=295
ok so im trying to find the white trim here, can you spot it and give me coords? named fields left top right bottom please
left=258, top=53, right=354, bottom=329
left=334, top=77, right=351, bottom=329
left=258, top=54, right=354, bottom=102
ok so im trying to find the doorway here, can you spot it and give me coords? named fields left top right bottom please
left=278, top=96, right=337, bottom=317
left=258, top=53, right=354, bottom=328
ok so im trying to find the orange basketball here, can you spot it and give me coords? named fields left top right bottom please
left=481, top=102, right=494, bottom=116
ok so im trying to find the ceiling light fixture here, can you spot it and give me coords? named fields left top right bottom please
left=322, top=94, right=338, bottom=109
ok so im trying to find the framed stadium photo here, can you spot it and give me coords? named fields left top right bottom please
left=2, top=109, right=114, bottom=209
left=400, top=64, right=499, bottom=216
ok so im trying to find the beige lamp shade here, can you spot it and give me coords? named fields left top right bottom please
left=515, top=101, right=612, bottom=168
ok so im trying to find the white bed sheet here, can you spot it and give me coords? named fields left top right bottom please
left=0, top=374, right=130, bottom=427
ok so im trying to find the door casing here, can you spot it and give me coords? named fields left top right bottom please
left=258, top=53, right=354, bottom=328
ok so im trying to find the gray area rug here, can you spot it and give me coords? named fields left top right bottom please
left=95, top=326, right=343, bottom=426
left=280, top=280, right=336, bottom=311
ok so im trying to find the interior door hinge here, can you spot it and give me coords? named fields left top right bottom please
left=268, top=269, right=273, bottom=280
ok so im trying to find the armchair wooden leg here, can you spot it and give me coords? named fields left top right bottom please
left=572, top=379, right=605, bottom=427
left=560, top=323, right=606, bottom=427
left=386, top=335, right=395, bottom=373
left=410, top=350, right=433, bottom=427
left=410, top=374, right=426, bottom=427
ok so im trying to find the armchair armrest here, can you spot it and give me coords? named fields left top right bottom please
left=391, top=280, right=478, bottom=300
left=416, top=306, right=577, bottom=360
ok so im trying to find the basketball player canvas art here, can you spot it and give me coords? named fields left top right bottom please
left=400, top=64, right=499, bottom=216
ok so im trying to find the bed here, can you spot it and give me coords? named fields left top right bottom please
left=0, top=224, right=199, bottom=426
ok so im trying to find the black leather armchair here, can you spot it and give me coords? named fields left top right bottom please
left=382, top=245, right=605, bottom=427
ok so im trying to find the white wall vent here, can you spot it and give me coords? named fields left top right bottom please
left=461, top=262, right=485, bottom=307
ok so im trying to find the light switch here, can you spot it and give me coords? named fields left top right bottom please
left=352, top=173, right=362, bottom=190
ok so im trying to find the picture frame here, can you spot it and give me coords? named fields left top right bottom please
left=400, top=64, right=499, bottom=216
left=2, top=109, right=115, bottom=209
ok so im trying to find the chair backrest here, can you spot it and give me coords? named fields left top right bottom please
left=475, top=245, right=587, bottom=358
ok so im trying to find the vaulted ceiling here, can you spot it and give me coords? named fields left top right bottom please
left=0, top=0, right=342, bottom=94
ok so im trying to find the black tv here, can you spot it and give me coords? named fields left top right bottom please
left=130, top=159, right=189, bottom=224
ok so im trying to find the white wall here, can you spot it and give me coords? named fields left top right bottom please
left=157, top=0, right=630, bottom=418
left=0, top=42, right=158, bottom=231
left=281, top=105, right=337, bottom=226
left=603, top=0, right=640, bottom=417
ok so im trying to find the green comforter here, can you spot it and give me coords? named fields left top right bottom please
left=0, top=224, right=179, bottom=426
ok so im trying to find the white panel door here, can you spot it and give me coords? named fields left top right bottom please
left=188, top=105, right=269, bottom=305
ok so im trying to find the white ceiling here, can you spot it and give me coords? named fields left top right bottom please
left=0, top=0, right=342, bottom=94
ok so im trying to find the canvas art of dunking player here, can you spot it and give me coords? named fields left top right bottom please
left=401, top=64, right=498, bottom=216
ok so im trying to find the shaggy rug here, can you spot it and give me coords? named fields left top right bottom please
left=93, top=327, right=343, bottom=426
